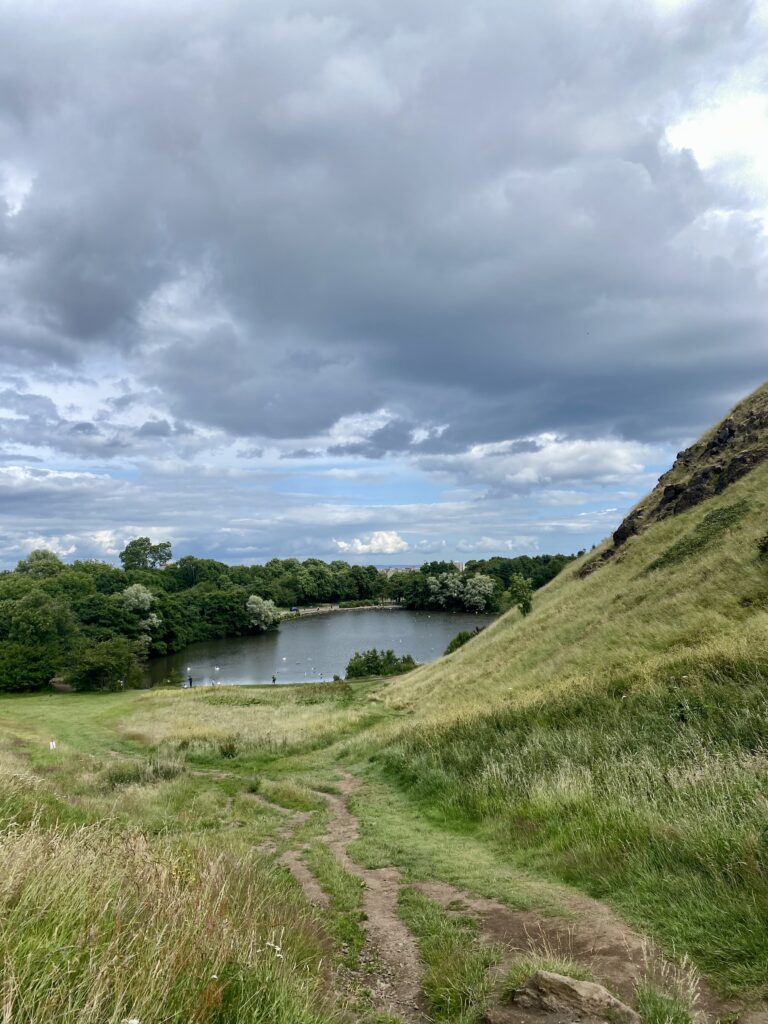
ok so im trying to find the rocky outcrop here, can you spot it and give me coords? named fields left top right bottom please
left=579, top=383, right=768, bottom=577
left=510, top=970, right=641, bottom=1024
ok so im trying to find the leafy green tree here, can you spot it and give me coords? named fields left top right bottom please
left=68, top=637, right=143, bottom=691
left=8, top=590, right=75, bottom=644
left=507, top=572, right=533, bottom=616
left=420, top=560, right=457, bottom=576
left=427, top=572, right=465, bottom=610
left=246, top=595, right=281, bottom=631
left=462, top=573, right=497, bottom=612
left=119, top=537, right=172, bottom=571
left=122, top=583, right=153, bottom=613
left=15, top=549, right=65, bottom=578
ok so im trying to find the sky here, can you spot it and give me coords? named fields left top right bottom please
left=0, top=0, right=766, bottom=569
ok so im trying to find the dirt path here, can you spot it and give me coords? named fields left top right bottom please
left=317, top=777, right=426, bottom=1022
left=271, top=775, right=765, bottom=1024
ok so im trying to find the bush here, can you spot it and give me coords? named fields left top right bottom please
left=345, top=649, right=417, bottom=679
left=218, top=735, right=241, bottom=758
left=758, top=532, right=768, bottom=558
left=444, top=626, right=485, bottom=656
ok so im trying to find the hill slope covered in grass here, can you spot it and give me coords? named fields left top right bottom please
left=379, top=382, right=768, bottom=994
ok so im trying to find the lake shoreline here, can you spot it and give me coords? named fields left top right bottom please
left=286, top=602, right=405, bottom=618
left=146, top=607, right=498, bottom=688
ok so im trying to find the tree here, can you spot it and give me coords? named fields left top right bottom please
left=420, top=560, right=457, bottom=576
left=444, top=626, right=485, bottom=655
left=507, top=572, right=533, bottom=616
left=122, top=583, right=153, bottom=613
left=15, top=549, right=64, bottom=578
left=68, top=637, right=143, bottom=691
left=427, top=572, right=465, bottom=610
left=345, top=648, right=416, bottom=679
left=119, top=537, right=172, bottom=571
left=246, top=595, right=281, bottom=631
left=462, top=573, right=497, bottom=612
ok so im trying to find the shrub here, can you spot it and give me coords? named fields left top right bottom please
left=345, top=649, right=417, bottom=679
left=218, top=735, right=240, bottom=758
left=444, top=626, right=485, bottom=656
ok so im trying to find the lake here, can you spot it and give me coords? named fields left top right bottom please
left=145, top=608, right=496, bottom=686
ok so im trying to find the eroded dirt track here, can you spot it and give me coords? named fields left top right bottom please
left=316, top=778, right=426, bottom=1021
left=273, top=774, right=765, bottom=1024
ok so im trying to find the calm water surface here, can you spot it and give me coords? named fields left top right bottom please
left=146, top=608, right=496, bottom=686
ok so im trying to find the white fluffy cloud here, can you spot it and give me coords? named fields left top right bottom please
left=333, top=531, right=410, bottom=554
left=420, top=434, right=664, bottom=492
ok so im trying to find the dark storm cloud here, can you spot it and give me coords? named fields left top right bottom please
left=328, top=419, right=418, bottom=458
left=0, top=0, right=766, bottom=566
left=0, top=0, right=765, bottom=454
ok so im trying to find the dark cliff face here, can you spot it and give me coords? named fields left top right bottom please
left=579, top=383, right=768, bottom=577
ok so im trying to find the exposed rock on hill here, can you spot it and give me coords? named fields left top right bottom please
left=580, top=381, right=768, bottom=576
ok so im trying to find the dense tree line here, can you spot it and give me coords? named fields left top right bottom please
left=385, top=553, right=576, bottom=614
left=0, top=542, right=575, bottom=693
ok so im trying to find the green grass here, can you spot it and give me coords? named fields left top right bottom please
left=379, top=642, right=768, bottom=992
left=634, top=958, right=700, bottom=1024
left=304, top=842, right=366, bottom=966
left=255, top=777, right=328, bottom=813
left=503, top=952, right=594, bottom=999
left=374, top=461, right=768, bottom=996
left=0, top=821, right=339, bottom=1024
left=0, top=691, right=343, bottom=1023
left=644, top=501, right=751, bottom=573
left=398, top=887, right=499, bottom=1022
left=635, top=983, right=695, bottom=1024
left=347, top=772, right=558, bottom=913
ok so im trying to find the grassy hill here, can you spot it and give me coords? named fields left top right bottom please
left=377, top=382, right=768, bottom=992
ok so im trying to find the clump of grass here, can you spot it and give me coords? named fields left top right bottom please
left=100, top=753, right=185, bottom=789
left=0, top=820, right=340, bottom=1024
left=257, top=778, right=327, bottom=812
left=304, top=842, right=366, bottom=966
left=635, top=956, right=700, bottom=1024
left=644, top=502, right=750, bottom=573
left=398, top=887, right=499, bottom=1022
left=201, top=689, right=264, bottom=706
left=503, top=942, right=594, bottom=1000
left=218, top=734, right=240, bottom=758
left=297, top=680, right=355, bottom=705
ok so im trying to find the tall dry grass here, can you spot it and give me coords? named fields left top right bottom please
left=0, top=817, right=339, bottom=1024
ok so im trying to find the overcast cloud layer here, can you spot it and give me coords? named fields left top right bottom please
left=0, top=0, right=766, bottom=567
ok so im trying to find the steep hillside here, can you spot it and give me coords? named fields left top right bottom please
left=384, top=382, right=768, bottom=718
left=379, top=382, right=768, bottom=995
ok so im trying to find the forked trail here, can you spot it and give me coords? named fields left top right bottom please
left=276, top=774, right=765, bottom=1024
